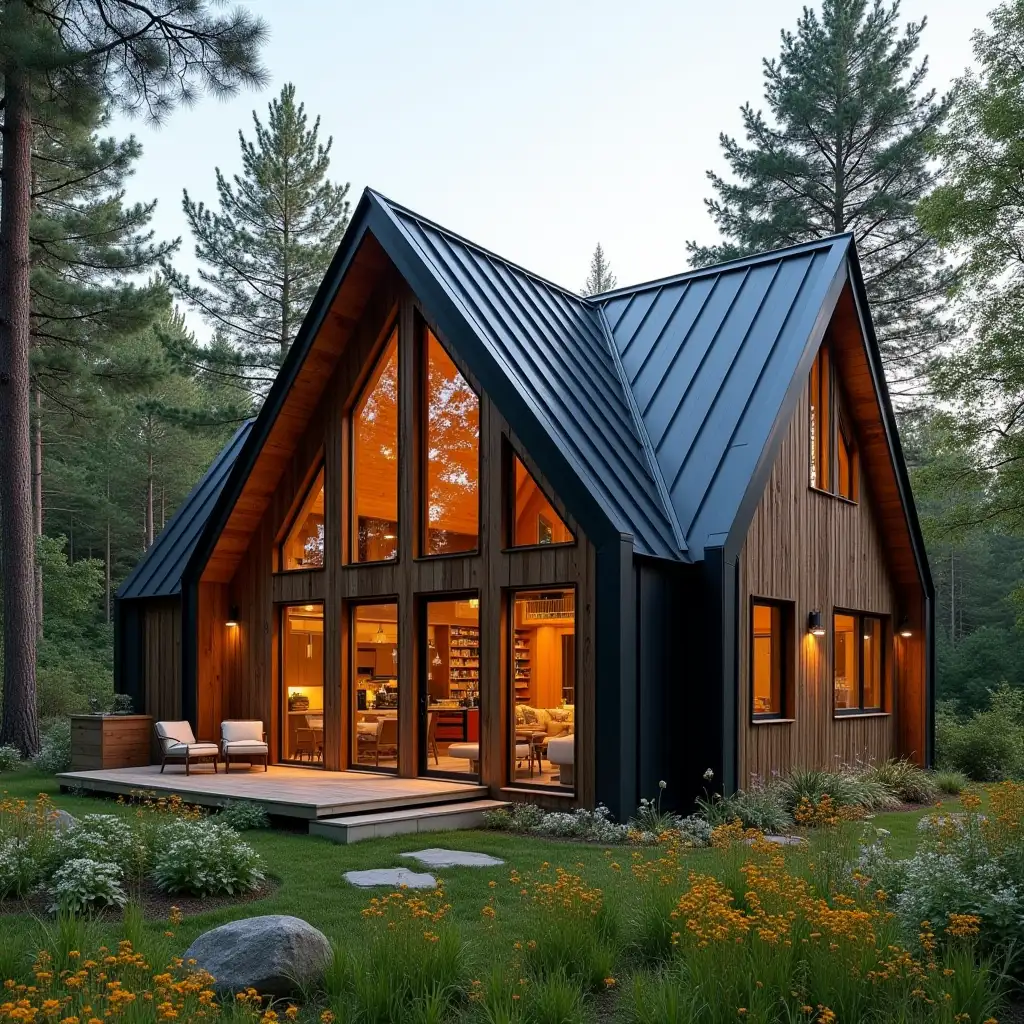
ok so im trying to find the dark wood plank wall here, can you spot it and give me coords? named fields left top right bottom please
left=737, top=365, right=926, bottom=783
left=143, top=599, right=182, bottom=725
left=199, top=269, right=596, bottom=805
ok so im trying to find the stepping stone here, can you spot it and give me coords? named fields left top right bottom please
left=400, top=848, right=504, bottom=868
left=744, top=834, right=804, bottom=846
left=344, top=868, right=437, bottom=888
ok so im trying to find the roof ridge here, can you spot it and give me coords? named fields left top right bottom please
left=594, top=234, right=854, bottom=303
left=365, top=188, right=588, bottom=304
left=594, top=303, right=687, bottom=554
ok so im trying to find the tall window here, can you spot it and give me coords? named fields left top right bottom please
left=751, top=600, right=790, bottom=718
left=424, top=329, right=479, bottom=555
left=281, top=604, right=324, bottom=764
left=509, top=452, right=573, bottom=548
left=510, top=589, right=576, bottom=791
left=281, top=467, right=325, bottom=570
left=352, top=329, right=399, bottom=562
left=351, top=602, right=399, bottom=772
left=834, top=610, right=886, bottom=713
left=809, top=343, right=859, bottom=501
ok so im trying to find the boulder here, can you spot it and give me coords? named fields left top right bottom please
left=183, top=915, right=331, bottom=997
left=50, top=810, right=76, bottom=831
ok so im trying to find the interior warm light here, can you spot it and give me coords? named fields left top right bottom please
left=304, top=604, right=314, bottom=612
left=808, top=609, right=826, bottom=636
left=468, top=597, right=479, bottom=609
left=226, top=605, right=240, bottom=628
left=373, top=623, right=388, bottom=644
left=899, top=618, right=913, bottom=638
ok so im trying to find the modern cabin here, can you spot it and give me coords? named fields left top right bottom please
left=114, top=189, right=933, bottom=819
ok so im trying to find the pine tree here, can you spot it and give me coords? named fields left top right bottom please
left=581, top=243, right=617, bottom=296
left=917, top=0, right=1024, bottom=537
left=0, top=0, right=266, bottom=755
left=687, top=0, right=951, bottom=399
left=167, top=83, right=352, bottom=397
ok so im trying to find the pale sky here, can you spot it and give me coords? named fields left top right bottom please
left=115, top=0, right=987, bottom=330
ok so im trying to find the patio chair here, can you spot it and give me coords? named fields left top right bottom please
left=221, top=720, right=269, bottom=772
left=356, top=717, right=398, bottom=767
left=426, top=711, right=440, bottom=766
left=154, top=721, right=219, bottom=775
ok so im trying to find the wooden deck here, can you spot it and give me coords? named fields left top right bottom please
left=57, top=765, right=488, bottom=820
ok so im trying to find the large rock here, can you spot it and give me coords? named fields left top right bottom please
left=49, top=810, right=76, bottom=831
left=183, top=915, right=331, bottom=997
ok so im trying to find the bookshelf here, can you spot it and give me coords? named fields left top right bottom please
left=513, top=627, right=531, bottom=702
left=447, top=625, right=480, bottom=698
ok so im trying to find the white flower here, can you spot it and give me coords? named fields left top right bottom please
left=703, top=768, right=715, bottom=781
left=658, top=780, right=667, bottom=790
left=876, top=828, right=891, bottom=838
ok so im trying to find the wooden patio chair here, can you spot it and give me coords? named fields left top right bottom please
left=426, top=712, right=440, bottom=766
left=369, top=717, right=398, bottom=766
left=220, top=720, right=269, bottom=772
left=154, top=721, right=219, bottom=775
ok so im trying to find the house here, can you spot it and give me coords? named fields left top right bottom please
left=114, top=189, right=933, bottom=819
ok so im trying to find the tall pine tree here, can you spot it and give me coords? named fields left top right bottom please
left=581, top=243, right=617, bottom=296
left=167, top=83, right=351, bottom=398
left=687, top=0, right=950, bottom=399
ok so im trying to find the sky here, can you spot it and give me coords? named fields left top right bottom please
left=114, top=0, right=987, bottom=326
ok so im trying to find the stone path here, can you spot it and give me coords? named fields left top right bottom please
left=343, top=868, right=437, bottom=888
left=400, top=848, right=505, bottom=868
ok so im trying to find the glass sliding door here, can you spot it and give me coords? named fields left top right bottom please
left=281, top=604, right=325, bottom=765
left=420, top=595, right=480, bottom=779
left=350, top=601, right=400, bottom=772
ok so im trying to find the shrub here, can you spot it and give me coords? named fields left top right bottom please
left=860, top=758, right=938, bottom=804
left=698, top=781, right=792, bottom=833
left=778, top=766, right=899, bottom=812
left=0, top=837, right=45, bottom=899
left=0, top=745, right=21, bottom=773
left=529, top=805, right=630, bottom=843
left=483, top=801, right=546, bottom=832
left=215, top=800, right=269, bottom=831
left=151, top=820, right=264, bottom=896
left=934, top=769, right=970, bottom=795
left=0, top=794, right=61, bottom=897
left=48, top=858, right=127, bottom=913
left=936, top=687, right=1024, bottom=781
left=34, top=719, right=72, bottom=775
left=52, top=814, right=147, bottom=879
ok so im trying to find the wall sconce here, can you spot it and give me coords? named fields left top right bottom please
left=899, top=618, right=913, bottom=638
left=807, top=609, right=826, bottom=636
left=226, top=605, right=239, bottom=627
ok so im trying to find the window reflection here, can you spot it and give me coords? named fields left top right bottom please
left=424, top=330, right=479, bottom=555
left=510, top=453, right=572, bottom=547
left=281, top=468, right=325, bottom=571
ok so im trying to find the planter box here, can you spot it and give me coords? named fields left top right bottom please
left=70, top=715, right=153, bottom=771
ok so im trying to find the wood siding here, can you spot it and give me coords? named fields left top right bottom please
left=198, top=272, right=596, bottom=805
left=737, top=368, right=926, bottom=783
left=142, top=599, right=182, bottom=734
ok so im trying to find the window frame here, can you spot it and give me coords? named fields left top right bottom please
left=418, top=323, right=483, bottom=560
left=349, top=325, right=400, bottom=566
left=278, top=462, right=326, bottom=572
left=832, top=608, right=888, bottom=717
left=504, top=443, right=576, bottom=552
left=809, top=341, right=859, bottom=504
left=749, top=597, right=794, bottom=723
left=506, top=584, right=577, bottom=794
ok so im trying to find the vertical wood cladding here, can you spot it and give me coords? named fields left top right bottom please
left=737, top=377, right=926, bottom=783
left=143, top=600, right=181, bottom=725
left=200, top=268, right=595, bottom=804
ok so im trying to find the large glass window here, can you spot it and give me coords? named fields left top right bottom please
left=834, top=610, right=886, bottom=713
left=423, top=329, right=479, bottom=555
left=423, top=596, right=480, bottom=779
left=809, top=343, right=858, bottom=502
left=352, top=329, right=399, bottom=562
left=281, top=604, right=324, bottom=764
left=351, top=602, right=399, bottom=771
left=510, top=589, right=575, bottom=791
left=751, top=600, right=790, bottom=718
left=281, top=467, right=325, bottom=571
left=509, top=452, right=573, bottom=548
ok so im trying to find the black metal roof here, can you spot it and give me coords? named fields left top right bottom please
left=116, top=419, right=253, bottom=599
left=597, top=236, right=851, bottom=559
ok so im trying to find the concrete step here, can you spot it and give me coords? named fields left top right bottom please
left=309, top=799, right=508, bottom=844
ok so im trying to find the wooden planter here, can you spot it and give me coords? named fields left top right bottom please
left=70, top=715, right=153, bottom=771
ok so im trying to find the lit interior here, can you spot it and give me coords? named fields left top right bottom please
left=281, top=468, right=325, bottom=571
left=833, top=612, right=856, bottom=710
left=282, top=604, right=324, bottom=763
left=511, top=453, right=572, bottom=547
left=511, top=589, right=575, bottom=790
left=352, top=603, right=400, bottom=771
left=353, top=330, right=399, bottom=562
left=424, top=329, right=479, bottom=554
left=752, top=602, right=782, bottom=716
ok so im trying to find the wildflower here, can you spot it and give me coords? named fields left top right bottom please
left=481, top=905, right=496, bottom=919
left=285, top=1008, right=299, bottom=1020
left=703, top=768, right=715, bottom=781
left=604, top=977, right=616, bottom=989
left=659, top=780, right=667, bottom=790
left=320, top=1013, right=335, bottom=1024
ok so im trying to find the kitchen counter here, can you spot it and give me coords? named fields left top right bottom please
left=429, top=705, right=479, bottom=743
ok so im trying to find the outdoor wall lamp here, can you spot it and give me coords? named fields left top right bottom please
left=226, top=605, right=240, bottom=627
left=808, top=609, right=826, bottom=636
left=898, top=617, right=913, bottom=638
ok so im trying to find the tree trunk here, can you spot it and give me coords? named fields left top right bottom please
left=0, top=68, right=41, bottom=756
left=32, top=388, right=43, bottom=638
left=146, top=447, right=154, bottom=549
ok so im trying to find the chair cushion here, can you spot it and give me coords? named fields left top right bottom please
left=164, top=741, right=218, bottom=757
left=222, top=740, right=269, bottom=754
left=546, top=736, right=574, bottom=764
left=546, top=721, right=570, bottom=737
left=156, top=720, right=196, bottom=746
left=221, top=720, right=264, bottom=742
left=447, top=743, right=480, bottom=760
left=356, top=722, right=380, bottom=737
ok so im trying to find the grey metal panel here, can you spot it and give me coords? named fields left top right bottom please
left=372, top=192, right=681, bottom=560
left=116, top=420, right=253, bottom=599
left=597, top=237, right=853, bottom=561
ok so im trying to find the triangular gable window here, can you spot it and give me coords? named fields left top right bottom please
left=281, top=465, right=325, bottom=570
left=509, top=452, right=573, bottom=548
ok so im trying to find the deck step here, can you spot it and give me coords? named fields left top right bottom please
left=309, top=799, right=508, bottom=844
